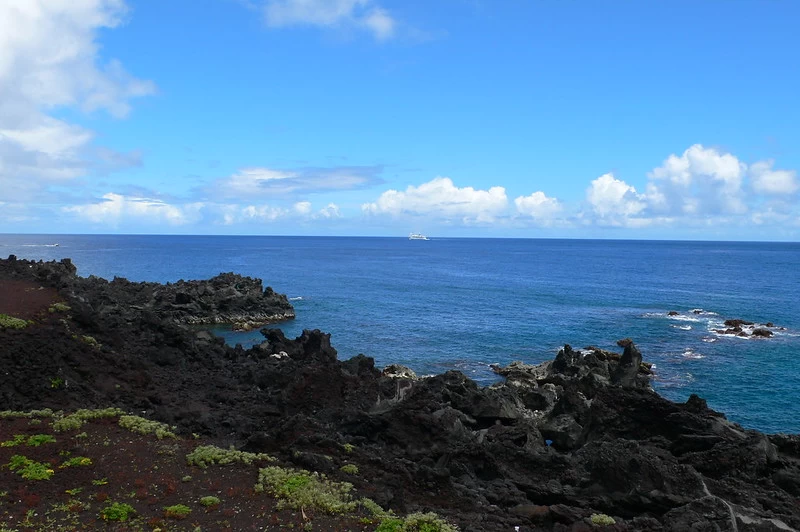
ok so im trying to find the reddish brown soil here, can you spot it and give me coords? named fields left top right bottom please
left=0, top=415, right=376, bottom=531
left=0, top=280, right=61, bottom=319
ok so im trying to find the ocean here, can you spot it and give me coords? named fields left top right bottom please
left=2, top=234, right=798, bottom=434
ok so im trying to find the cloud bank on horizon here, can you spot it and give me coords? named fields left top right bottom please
left=1, top=0, right=799, bottom=239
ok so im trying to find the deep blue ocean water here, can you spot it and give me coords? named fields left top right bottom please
left=2, top=235, right=799, bottom=434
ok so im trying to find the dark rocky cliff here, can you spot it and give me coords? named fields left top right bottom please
left=1, top=256, right=798, bottom=531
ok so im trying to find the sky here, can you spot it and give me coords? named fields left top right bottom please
left=1, top=0, right=799, bottom=240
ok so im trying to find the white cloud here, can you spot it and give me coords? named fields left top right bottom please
left=316, top=203, right=341, bottom=219
left=362, top=177, right=508, bottom=224
left=209, top=165, right=383, bottom=199
left=216, top=201, right=342, bottom=225
left=647, top=144, right=747, bottom=214
left=264, top=0, right=396, bottom=40
left=0, top=0, right=155, bottom=204
left=586, top=173, right=646, bottom=218
left=514, top=191, right=563, bottom=223
left=750, top=160, right=799, bottom=195
left=293, top=201, right=312, bottom=215
left=64, top=193, right=199, bottom=226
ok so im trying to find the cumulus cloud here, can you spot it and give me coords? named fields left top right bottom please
left=750, top=160, right=799, bottom=195
left=362, top=177, right=508, bottom=224
left=514, top=191, right=563, bottom=224
left=0, top=0, right=155, bottom=205
left=586, top=173, right=647, bottom=219
left=264, top=0, right=396, bottom=40
left=646, top=144, right=747, bottom=215
left=209, top=165, right=383, bottom=199
left=218, top=200, right=341, bottom=225
left=64, top=193, right=200, bottom=226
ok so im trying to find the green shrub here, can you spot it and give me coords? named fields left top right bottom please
left=342, top=443, right=355, bottom=453
left=1, top=435, right=26, bottom=447
left=590, top=513, right=616, bottom=526
left=255, top=466, right=357, bottom=514
left=52, top=408, right=123, bottom=432
left=80, top=335, right=100, bottom=348
left=340, top=464, right=359, bottom=475
left=48, top=302, right=71, bottom=313
left=376, top=513, right=459, bottom=532
left=186, top=445, right=273, bottom=468
left=0, top=314, right=30, bottom=329
left=402, top=512, right=459, bottom=532
left=0, top=409, right=54, bottom=419
left=60, top=456, right=92, bottom=468
left=7, top=455, right=54, bottom=480
left=199, top=496, right=221, bottom=507
left=99, top=502, right=136, bottom=522
left=376, top=517, right=405, bottom=532
left=118, top=415, right=176, bottom=439
left=26, top=434, right=56, bottom=447
left=164, top=504, right=191, bottom=519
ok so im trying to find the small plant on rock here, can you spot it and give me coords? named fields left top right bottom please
left=48, top=302, right=71, bottom=313
left=60, top=456, right=92, bottom=468
left=199, top=496, right=221, bottom=507
left=26, top=434, right=56, bottom=447
left=0, top=314, right=30, bottom=329
left=7, top=455, right=55, bottom=481
left=340, top=464, right=359, bottom=475
left=164, top=504, right=192, bottom=519
left=590, top=513, right=616, bottom=526
left=99, top=502, right=136, bottom=522
left=118, top=415, right=176, bottom=439
left=186, top=444, right=273, bottom=468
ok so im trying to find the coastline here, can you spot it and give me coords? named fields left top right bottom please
left=2, top=256, right=799, bottom=531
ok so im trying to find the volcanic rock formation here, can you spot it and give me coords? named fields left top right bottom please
left=1, top=256, right=799, bottom=531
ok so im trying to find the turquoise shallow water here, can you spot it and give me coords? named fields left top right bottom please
left=3, top=235, right=799, bottom=434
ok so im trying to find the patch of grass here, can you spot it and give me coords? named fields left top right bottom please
left=99, top=502, right=136, bottom=522
left=376, top=517, right=405, bottom=532
left=164, top=504, right=191, bottom=519
left=199, top=496, right=220, bottom=507
left=92, top=478, right=108, bottom=486
left=0, top=435, right=26, bottom=448
left=60, top=456, right=92, bottom=468
left=52, top=408, right=123, bottom=432
left=255, top=466, right=357, bottom=514
left=118, top=415, right=176, bottom=439
left=0, top=409, right=54, bottom=419
left=340, top=464, right=359, bottom=475
left=590, top=513, right=616, bottom=526
left=50, top=377, right=64, bottom=389
left=375, top=512, right=459, bottom=532
left=185, top=444, right=273, bottom=468
left=7, top=455, right=55, bottom=481
left=79, top=335, right=100, bottom=348
left=0, top=314, right=30, bottom=329
left=342, top=443, right=355, bottom=453
left=26, top=434, right=57, bottom=447
left=48, top=302, right=71, bottom=313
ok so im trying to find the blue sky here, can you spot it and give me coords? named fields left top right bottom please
left=2, top=0, right=799, bottom=239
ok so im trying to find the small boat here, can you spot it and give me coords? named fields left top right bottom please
left=408, top=233, right=429, bottom=240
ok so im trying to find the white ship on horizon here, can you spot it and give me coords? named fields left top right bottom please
left=408, top=233, right=429, bottom=240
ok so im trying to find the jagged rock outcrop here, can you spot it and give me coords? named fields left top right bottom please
left=0, top=255, right=294, bottom=328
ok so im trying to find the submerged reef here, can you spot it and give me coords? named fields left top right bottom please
left=1, top=256, right=799, bottom=531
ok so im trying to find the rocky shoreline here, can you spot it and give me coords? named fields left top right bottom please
left=1, top=257, right=799, bottom=531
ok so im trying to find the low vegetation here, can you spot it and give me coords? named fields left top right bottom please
left=0, top=314, right=29, bottom=329
left=0, top=407, right=460, bottom=530
left=185, top=444, right=274, bottom=468
left=118, top=415, right=176, bottom=439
